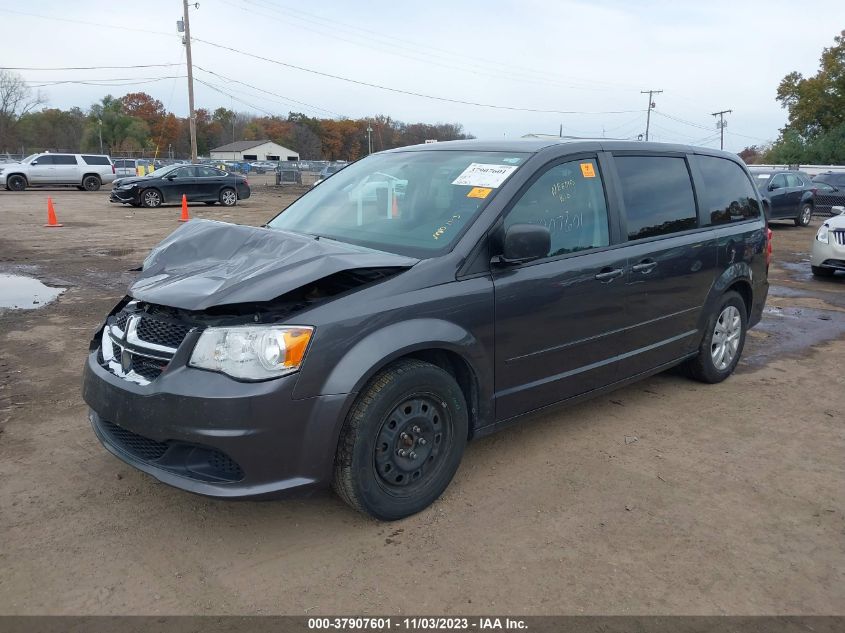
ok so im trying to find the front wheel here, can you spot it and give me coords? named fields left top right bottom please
left=685, top=291, right=747, bottom=384
left=7, top=175, right=26, bottom=191
left=796, top=204, right=812, bottom=226
left=141, top=189, right=162, bottom=208
left=220, top=187, right=238, bottom=207
left=333, top=359, right=468, bottom=520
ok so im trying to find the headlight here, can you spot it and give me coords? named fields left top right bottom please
left=189, top=325, right=314, bottom=380
left=817, top=224, right=829, bottom=243
left=119, top=183, right=134, bottom=189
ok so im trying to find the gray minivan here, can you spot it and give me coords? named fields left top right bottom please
left=83, top=139, right=770, bottom=520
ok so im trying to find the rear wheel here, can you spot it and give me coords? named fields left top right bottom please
left=333, top=359, right=468, bottom=520
left=82, top=175, right=101, bottom=192
left=220, top=187, right=237, bottom=207
left=795, top=203, right=812, bottom=227
left=811, top=265, right=835, bottom=277
left=141, top=189, right=162, bottom=208
left=685, top=291, right=747, bottom=384
left=7, top=175, right=26, bottom=191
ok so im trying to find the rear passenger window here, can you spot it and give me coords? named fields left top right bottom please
left=82, top=155, right=110, bottom=165
left=53, top=155, right=78, bottom=165
left=695, top=156, right=761, bottom=225
left=615, top=156, right=697, bottom=240
left=504, top=158, right=609, bottom=258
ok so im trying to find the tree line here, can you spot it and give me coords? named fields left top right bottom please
left=0, top=71, right=473, bottom=160
left=741, top=30, right=845, bottom=165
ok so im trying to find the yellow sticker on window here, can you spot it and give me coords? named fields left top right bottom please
left=580, top=162, right=596, bottom=178
left=467, top=187, right=492, bottom=199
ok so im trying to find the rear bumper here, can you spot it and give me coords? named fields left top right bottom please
left=83, top=350, right=350, bottom=498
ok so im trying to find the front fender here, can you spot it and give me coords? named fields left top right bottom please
left=297, top=318, right=490, bottom=399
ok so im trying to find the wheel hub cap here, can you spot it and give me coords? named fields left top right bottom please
left=711, top=305, right=741, bottom=371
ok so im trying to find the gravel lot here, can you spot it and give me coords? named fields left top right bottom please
left=0, top=183, right=843, bottom=615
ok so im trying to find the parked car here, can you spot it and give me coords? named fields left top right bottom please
left=812, top=172, right=845, bottom=216
left=113, top=158, right=138, bottom=178
left=109, top=164, right=250, bottom=207
left=0, top=153, right=115, bottom=191
left=312, top=163, right=347, bottom=187
left=750, top=169, right=815, bottom=226
left=811, top=208, right=845, bottom=277
left=83, top=139, right=769, bottom=520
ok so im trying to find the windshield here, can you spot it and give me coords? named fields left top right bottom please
left=268, top=150, right=529, bottom=257
left=147, top=164, right=180, bottom=178
left=752, top=172, right=773, bottom=189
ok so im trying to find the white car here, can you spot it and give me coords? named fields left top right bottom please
left=811, top=206, right=845, bottom=277
left=0, top=153, right=116, bottom=191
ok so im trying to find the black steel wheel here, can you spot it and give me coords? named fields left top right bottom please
left=334, top=359, right=468, bottom=520
left=7, top=175, right=26, bottom=191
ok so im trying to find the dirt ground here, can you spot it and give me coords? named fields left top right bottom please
left=0, top=182, right=843, bottom=616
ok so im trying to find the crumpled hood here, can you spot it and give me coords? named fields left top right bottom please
left=129, top=219, right=418, bottom=310
left=113, top=176, right=149, bottom=186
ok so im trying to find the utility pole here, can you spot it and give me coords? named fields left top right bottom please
left=641, top=89, right=662, bottom=141
left=182, top=0, right=198, bottom=163
left=711, top=109, right=732, bottom=150
left=97, top=119, right=103, bottom=154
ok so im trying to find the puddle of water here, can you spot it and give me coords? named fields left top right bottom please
left=0, top=274, right=65, bottom=310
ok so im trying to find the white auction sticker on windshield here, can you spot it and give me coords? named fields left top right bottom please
left=452, top=163, right=518, bottom=188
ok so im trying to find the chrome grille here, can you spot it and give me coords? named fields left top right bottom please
left=833, top=230, right=845, bottom=246
left=100, top=302, right=194, bottom=386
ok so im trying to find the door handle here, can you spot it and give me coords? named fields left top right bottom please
left=595, top=268, right=624, bottom=282
left=631, top=260, right=658, bottom=274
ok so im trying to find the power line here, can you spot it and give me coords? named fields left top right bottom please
left=25, top=76, right=186, bottom=88
left=1, top=64, right=183, bottom=71
left=192, top=65, right=344, bottom=118
left=191, top=37, right=645, bottom=116
left=0, top=9, right=176, bottom=38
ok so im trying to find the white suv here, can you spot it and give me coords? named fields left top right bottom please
left=811, top=206, right=845, bottom=277
left=0, top=153, right=116, bottom=192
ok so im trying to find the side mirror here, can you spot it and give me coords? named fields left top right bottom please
left=496, top=223, right=550, bottom=265
left=768, top=183, right=777, bottom=191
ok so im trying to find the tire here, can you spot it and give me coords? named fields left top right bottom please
left=141, top=188, right=162, bottom=208
left=333, top=359, right=468, bottom=521
left=204, top=201, right=217, bottom=205
left=685, top=291, right=747, bottom=384
left=811, top=265, right=835, bottom=277
left=795, top=203, right=812, bottom=227
left=7, top=175, right=26, bottom=191
left=220, top=187, right=237, bottom=207
left=82, top=175, right=101, bottom=192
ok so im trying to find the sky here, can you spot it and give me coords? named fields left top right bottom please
left=1, top=0, right=843, bottom=152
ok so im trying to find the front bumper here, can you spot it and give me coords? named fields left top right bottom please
left=83, top=349, right=350, bottom=498
left=109, top=187, right=137, bottom=204
left=811, top=233, right=845, bottom=270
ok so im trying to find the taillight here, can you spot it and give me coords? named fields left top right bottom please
left=766, top=227, right=773, bottom=267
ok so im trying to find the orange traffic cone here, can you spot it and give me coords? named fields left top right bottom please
left=44, top=197, right=63, bottom=228
left=178, top=194, right=190, bottom=222
left=391, top=195, right=399, bottom=218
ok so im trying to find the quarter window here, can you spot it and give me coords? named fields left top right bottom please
left=82, top=155, right=110, bottom=165
left=695, top=155, right=761, bottom=225
left=615, top=156, right=697, bottom=240
left=504, top=158, right=609, bottom=258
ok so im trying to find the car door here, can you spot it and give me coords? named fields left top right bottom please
left=195, top=166, right=226, bottom=200
left=767, top=174, right=790, bottom=218
left=162, top=166, right=197, bottom=202
left=610, top=153, right=717, bottom=377
left=784, top=173, right=805, bottom=215
left=52, top=154, right=80, bottom=182
left=492, top=155, right=629, bottom=421
left=27, top=155, right=54, bottom=183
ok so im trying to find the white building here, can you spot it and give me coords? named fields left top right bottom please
left=210, top=140, right=299, bottom=162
